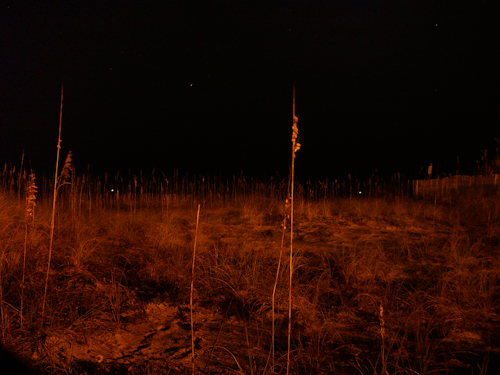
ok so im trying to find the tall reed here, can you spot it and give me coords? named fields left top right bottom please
left=287, top=87, right=301, bottom=375
left=42, top=82, right=65, bottom=324
left=191, top=204, right=201, bottom=375
left=272, top=194, right=288, bottom=371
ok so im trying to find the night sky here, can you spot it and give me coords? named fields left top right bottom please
left=1, top=1, right=499, bottom=181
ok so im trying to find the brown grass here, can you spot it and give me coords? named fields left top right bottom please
left=0, top=167, right=499, bottom=374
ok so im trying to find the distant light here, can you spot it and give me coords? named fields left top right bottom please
left=435, top=24, right=438, bottom=27
left=111, top=188, right=115, bottom=193
left=190, top=84, right=193, bottom=87
left=358, top=191, right=362, bottom=195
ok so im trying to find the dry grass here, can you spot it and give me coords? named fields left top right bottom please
left=0, top=168, right=499, bottom=374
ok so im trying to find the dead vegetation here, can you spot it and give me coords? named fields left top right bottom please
left=1, top=168, right=499, bottom=374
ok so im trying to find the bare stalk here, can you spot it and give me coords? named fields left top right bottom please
left=272, top=197, right=288, bottom=371
left=191, top=204, right=201, bottom=375
left=42, top=82, right=64, bottom=324
left=287, top=85, right=300, bottom=375
left=0, top=265, right=3, bottom=340
left=379, top=301, right=388, bottom=375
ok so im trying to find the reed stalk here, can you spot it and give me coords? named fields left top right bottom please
left=287, top=86, right=301, bottom=375
left=42, top=82, right=64, bottom=324
left=191, top=204, right=201, bottom=375
left=379, top=301, right=388, bottom=375
left=271, top=194, right=289, bottom=371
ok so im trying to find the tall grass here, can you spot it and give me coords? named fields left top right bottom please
left=0, top=166, right=499, bottom=373
left=42, top=83, right=68, bottom=324
left=287, top=89, right=301, bottom=375
left=2, top=131, right=500, bottom=373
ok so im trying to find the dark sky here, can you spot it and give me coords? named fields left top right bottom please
left=1, top=1, right=499, bottom=181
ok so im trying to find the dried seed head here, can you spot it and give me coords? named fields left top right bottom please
left=60, top=151, right=73, bottom=182
left=379, top=301, right=386, bottom=338
left=26, top=172, right=37, bottom=221
left=292, top=119, right=300, bottom=156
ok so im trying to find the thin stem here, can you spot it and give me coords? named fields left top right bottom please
left=42, top=81, right=63, bottom=325
left=191, top=204, right=201, bottom=375
left=21, top=215, right=28, bottom=328
left=272, top=211, right=288, bottom=371
left=287, top=84, right=299, bottom=375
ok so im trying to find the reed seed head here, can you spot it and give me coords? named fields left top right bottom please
left=26, top=172, right=37, bottom=222
left=60, top=151, right=73, bottom=182
left=292, top=116, right=301, bottom=154
left=379, top=301, right=385, bottom=338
